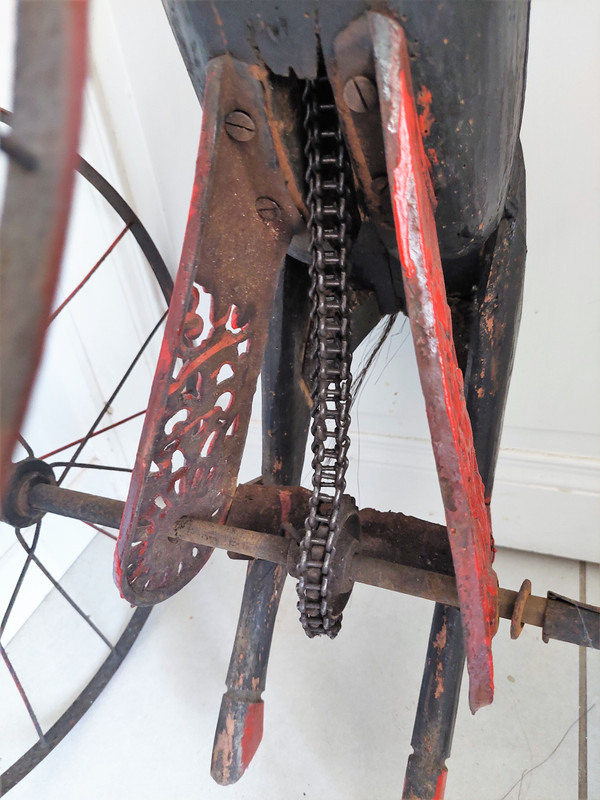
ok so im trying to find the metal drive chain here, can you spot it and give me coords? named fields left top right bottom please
left=296, top=75, right=353, bottom=638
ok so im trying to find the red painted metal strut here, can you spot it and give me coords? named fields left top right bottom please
left=371, top=13, right=498, bottom=713
left=115, top=56, right=301, bottom=605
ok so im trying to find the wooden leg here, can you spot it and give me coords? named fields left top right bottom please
left=211, top=257, right=311, bottom=784
left=403, top=605, right=465, bottom=800
left=402, top=143, right=526, bottom=798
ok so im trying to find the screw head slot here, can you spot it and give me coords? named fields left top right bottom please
left=224, top=111, right=256, bottom=142
left=255, top=197, right=281, bottom=222
left=343, top=76, right=378, bottom=113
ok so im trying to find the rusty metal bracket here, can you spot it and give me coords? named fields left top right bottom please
left=115, top=55, right=302, bottom=605
left=327, top=15, right=393, bottom=235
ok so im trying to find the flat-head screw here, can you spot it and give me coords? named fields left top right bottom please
left=343, top=76, right=378, bottom=113
left=224, top=111, right=256, bottom=142
left=255, top=197, right=281, bottom=222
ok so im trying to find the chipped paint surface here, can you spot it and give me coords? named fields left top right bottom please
left=211, top=693, right=264, bottom=785
left=434, top=664, right=445, bottom=700
left=212, top=709, right=236, bottom=785
left=433, top=623, right=447, bottom=652
left=115, top=56, right=299, bottom=604
left=372, top=13, right=497, bottom=713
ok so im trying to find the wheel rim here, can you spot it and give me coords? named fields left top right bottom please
left=0, top=108, right=173, bottom=791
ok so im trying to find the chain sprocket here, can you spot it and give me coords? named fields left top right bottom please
left=296, top=74, right=355, bottom=638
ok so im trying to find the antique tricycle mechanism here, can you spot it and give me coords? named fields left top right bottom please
left=111, top=4, right=597, bottom=794
left=118, top=11, right=499, bottom=707
left=2, top=2, right=598, bottom=798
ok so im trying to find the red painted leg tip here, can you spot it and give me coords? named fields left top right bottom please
left=211, top=693, right=264, bottom=785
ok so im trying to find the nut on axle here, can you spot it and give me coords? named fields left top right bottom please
left=1, top=458, right=56, bottom=528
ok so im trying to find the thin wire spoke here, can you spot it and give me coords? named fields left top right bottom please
left=39, top=409, right=147, bottom=461
left=48, top=462, right=132, bottom=474
left=17, top=435, right=35, bottom=458
left=14, top=530, right=114, bottom=652
left=0, top=642, right=46, bottom=743
left=0, top=523, right=42, bottom=640
left=48, top=223, right=131, bottom=325
left=57, top=311, right=167, bottom=486
left=84, top=522, right=118, bottom=541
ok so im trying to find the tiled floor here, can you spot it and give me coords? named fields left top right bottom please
left=1, top=536, right=598, bottom=800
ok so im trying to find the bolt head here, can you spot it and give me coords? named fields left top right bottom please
left=224, top=111, right=256, bottom=142
left=255, top=197, right=281, bottom=222
left=343, top=76, right=378, bottom=113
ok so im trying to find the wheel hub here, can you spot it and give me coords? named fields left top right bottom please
left=1, top=457, right=56, bottom=528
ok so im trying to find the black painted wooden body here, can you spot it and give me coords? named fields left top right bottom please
left=163, top=0, right=529, bottom=272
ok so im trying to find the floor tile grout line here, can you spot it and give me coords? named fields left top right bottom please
left=578, top=560, right=588, bottom=800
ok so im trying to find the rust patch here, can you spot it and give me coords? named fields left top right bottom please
left=372, top=14, right=497, bottom=712
left=417, top=85, right=434, bottom=138
left=116, top=56, right=301, bottom=605
left=427, top=146, right=439, bottom=166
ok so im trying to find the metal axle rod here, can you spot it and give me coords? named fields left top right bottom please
left=172, top=516, right=598, bottom=649
left=26, top=480, right=599, bottom=650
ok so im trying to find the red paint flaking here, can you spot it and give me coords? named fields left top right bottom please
left=372, top=15, right=497, bottom=712
left=397, top=67, right=495, bottom=709
left=427, top=146, right=440, bottom=166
